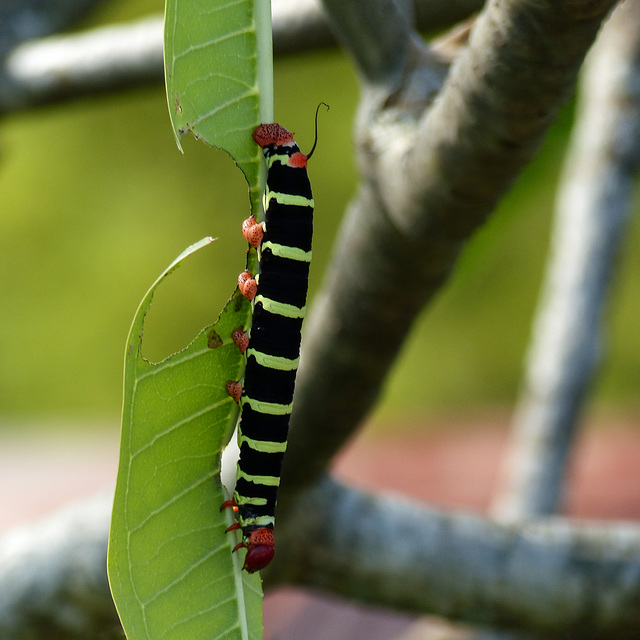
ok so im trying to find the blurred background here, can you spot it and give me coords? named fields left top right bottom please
left=2, top=2, right=640, bottom=638
left=1, top=0, right=639, bottom=528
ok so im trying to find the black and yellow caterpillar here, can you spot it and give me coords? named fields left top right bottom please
left=223, top=122, right=314, bottom=572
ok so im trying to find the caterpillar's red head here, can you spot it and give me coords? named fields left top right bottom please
left=253, top=123, right=295, bottom=148
left=233, top=528, right=276, bottom=573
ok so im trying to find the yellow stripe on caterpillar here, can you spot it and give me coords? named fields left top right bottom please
left=247, top=348, right=300, bottom=371
left=243, top=396, right=294, bottom=415
left=236, top=469, right=281, bottom=487
left=237, top=514, right=275, bottom=529
left=239, top=434, right=288, bottom=454
left=261, top=241, right=312, bottom=262
left=254, top=295, right=306, bottom=319
left=266, top=152, right=296, bottom=169
left=265, top=191, right=314, bottom=208
left=233, top=494, right=268, bottom=506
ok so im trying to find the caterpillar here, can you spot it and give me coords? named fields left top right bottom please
left=222, top=121, right=316, bottom=573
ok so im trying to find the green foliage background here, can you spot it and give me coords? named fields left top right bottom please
left=1, top=0, right=639, bottom=429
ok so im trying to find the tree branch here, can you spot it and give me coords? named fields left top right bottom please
left=1, top=15, right=165, bottom=112
left=281, top=0, right=618, bottom=502
left=5, top=483, right=640, bottom=639
left=0, top=493, right=118, bottom=639
left=0, top=0, right=105, bottom=56
left=319, top=0, right=418, bottom=82
left=272, top=477, right=640, bottom=638
left=271, top=479, right=640, bottom=639
left=0, top=0, right=484, bottom=113
left=492, top=0, right=640, bottom=520
left=436, top=3, right=640, bottom=638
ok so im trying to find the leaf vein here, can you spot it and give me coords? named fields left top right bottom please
left=190, top=90, right=258, bottom=128
left=129, top=470, right=217, bottom=533
left=173, top=26, right=254, bottom=61
left=130, top=401, right=229, bottom=459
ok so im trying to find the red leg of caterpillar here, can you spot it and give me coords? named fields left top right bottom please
left=221, top=501, right=245, bottom=552
left=221, top=500, right=240, bottom=530
left=221, top=501, right=275, bottom=571
left=242, top=216, right=264, bottom=248
left=231, top=326, right=249, bottom=354
left=226, top=380, right=242, bottom=403
left=221, top=500, right=240, bottom=533
left=220, top=498, right=239, bottom=512
left=238, top=270, right=257, bottom=300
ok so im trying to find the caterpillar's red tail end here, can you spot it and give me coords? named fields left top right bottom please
left=233, top=528, right=276, bottom=573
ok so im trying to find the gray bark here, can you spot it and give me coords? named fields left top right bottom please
left=458, top=4, right=640, bottom=638
left=492, top=0, right=640, bottom=520
left=0, top=494, right=118, bottom=640
left=5, top=485, right=640, bottom=638
left=0, top=0, right=484, bottom=113
left=280, top=0, right=619, bottom=501
left=273, top=477, right=640, bottom=639
left=1, top=15, right=165, bottom=112
left=0, top=0, right=105, bottom=56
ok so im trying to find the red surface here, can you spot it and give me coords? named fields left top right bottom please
left=333, top=413, right=640, bottom=520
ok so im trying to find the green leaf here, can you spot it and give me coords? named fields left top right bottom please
left=164, top=0, right=273, bottom=216
left=108, top=238, right=263, bottom=640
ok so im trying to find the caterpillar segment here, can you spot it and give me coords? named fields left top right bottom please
left=223, top=123, right=314, bottom=573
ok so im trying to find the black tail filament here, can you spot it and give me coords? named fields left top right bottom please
left=306, top=102, right=330, bottom=160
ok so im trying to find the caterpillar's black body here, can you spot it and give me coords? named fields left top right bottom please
left=223, top=124, right=314, bottom=572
